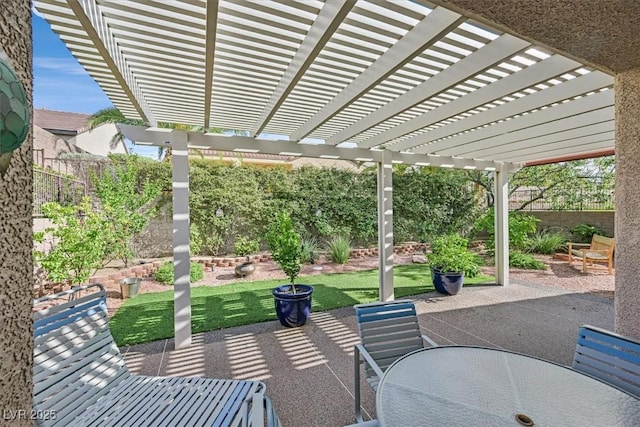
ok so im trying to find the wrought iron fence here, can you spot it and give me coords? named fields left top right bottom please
left=33, top=169, right=86, bottom=217
left=509, top=188, right=615, bottom=211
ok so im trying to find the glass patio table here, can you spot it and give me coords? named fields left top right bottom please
left=376, top=346, right=640, bottom=426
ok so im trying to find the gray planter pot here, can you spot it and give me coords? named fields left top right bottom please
left=120, top=277, right=141, bottom=299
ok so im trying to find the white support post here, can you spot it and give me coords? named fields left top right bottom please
left=377, top=150, right=394, bottom=301
left=494, top=167, right=510, bottom=286
left=171, top=131, right=191, bottom=349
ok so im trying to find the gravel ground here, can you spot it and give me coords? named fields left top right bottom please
left=103, top=253, right=614, bottom=317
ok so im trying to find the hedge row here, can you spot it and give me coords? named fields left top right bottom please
left=135, top=158, right=481, bottom=255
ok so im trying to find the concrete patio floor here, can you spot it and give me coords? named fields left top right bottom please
left=121, top=281, right=614, bottom=427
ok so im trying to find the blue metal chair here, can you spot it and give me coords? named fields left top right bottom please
left=33, top=284, right=281, bottom=427
left=573, top=325, right=640, bottom=397
left=353, top=300, right=437, bottom=423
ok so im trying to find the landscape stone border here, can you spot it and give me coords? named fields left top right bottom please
left=88, top=242, right=427, bottom=286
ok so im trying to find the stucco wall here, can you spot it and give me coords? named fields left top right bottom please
left=0, top=0, right=34, bottom=423
left=131, top=205, right=173, bottom=258
left=614, top=69, right=640, bottom=339
left=527, top=211, right=615, bottom=237
left=73, top=123, right=126, bottom=156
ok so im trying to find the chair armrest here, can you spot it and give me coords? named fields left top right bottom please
left=568, top=242, right=591, bottom=249
left=343, top=420, right=380, bottom=427
left=421, top=334, right=438, bottom=347
left=355, top=343, right=385, bottom=379
left=243, top=391, right=282, bottom=427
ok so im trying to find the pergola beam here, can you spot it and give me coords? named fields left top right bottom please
left=290, top=6, right=465, bottom=142
left=249, top=0, right=356, bottom=137
left=410, top=72, right=612, bottom=154
left=332, top=34, right=530, bottom=148
left=67, top=0, right=156, bottom=125
left=118, top=125, right=510, bottom=171
left=464, top=120, right=614, bottom=160
left=370, top=54, right=581, bottom=152
left=203, top=0, right=219, bottom=130
left=500, top=137, right=614, bottom=163
left=430, top=91, right=614, bottom=158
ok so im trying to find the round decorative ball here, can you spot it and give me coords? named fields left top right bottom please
left=0, top=58, right=30, bottom=154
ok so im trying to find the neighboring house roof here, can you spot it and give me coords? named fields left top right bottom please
left=33, top=108, right=127, bottom=157
left=34, top=108, right=91, bottom=136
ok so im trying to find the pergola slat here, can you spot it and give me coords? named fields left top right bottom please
left=408, top=72, right=612, bottom=154
left=359, top=54, right=581, bottom=151
left=325, top=34, right=530, bottom=146
left=417, top=90, right=614, bottom=158
left=248, top=0, right=356, bottom=137
left=37, top=0, right=612, bottom=163
left=289, top=7, right=465, bottom=141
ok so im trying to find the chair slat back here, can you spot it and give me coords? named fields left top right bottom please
left=355, top=300, right=423, bottom=375
left=591, top=235, right=614, bottom=252
left=573, top=325, right=640, bottom=397
left=33, top=284, right=130, bottom=427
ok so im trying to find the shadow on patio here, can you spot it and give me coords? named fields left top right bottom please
left=121, top=281, right=614, bottom=427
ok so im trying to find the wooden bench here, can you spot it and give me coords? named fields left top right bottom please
left=33, top=284, right=281, bottom=427
left=573, top=325, right=640, bottom=397
left=567, top=234, right=615, bottom=274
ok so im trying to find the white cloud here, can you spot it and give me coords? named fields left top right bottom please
left=33, top=57, right=87, bottom=76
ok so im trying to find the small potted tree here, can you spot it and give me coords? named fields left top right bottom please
left=266, top=211, right=314, bottom=327
left=427, top=233, right=479, bottom=295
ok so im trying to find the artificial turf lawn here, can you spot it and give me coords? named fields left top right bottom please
left=110, top=264, right=494, bottom=346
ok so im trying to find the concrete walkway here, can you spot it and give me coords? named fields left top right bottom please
left=121, top=281, right=614, bottom=427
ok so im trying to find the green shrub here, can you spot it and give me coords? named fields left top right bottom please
left=234, top=236, right=260, bottom=256
left=139, top=160, right=483, bottom=252
left=155, top=261, right=205, bottom=285
left=427, top=233, right=479, bottom=277
left=327, top=235, right=351, bottom=264
left=524, top=229, right=568, bottom=254
left=265, top=212, right=303, bottom=284
left=300, top=236, right=319, bottom=264
left=190, top=224, right=203, bottom=256
left=34, top=198, right=110, bottom=285
left=571, top=223, right=605, bottom=243
left=509, top=251, right=546, bottom=269
left=92, top=155, right=161, bottom=267
left=474, top=208, right=539, bottom=251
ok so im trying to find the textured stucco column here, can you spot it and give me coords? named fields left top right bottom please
left=171, top=131, right=192, bottom=349
left=377, top=150, right=394, bottom=301
left=614, top=69, right=640, bottom=339
left=0, top=0, right=34, bottom=423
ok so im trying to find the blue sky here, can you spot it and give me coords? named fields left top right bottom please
left=33, top=14, right=112, bottom=114
left=33, top=12, right=157, bottom=157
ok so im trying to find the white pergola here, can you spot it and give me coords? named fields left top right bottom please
left=36, top=0, right=615, bottom=348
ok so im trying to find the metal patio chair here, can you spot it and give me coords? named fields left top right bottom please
left=353, top=299, right=437, bottom=423
left=573, top=324, right=640, bottom=397
left=33, top=284, right=281, bottom=427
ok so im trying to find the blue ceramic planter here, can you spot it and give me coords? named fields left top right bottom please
left=431, top=268, right=464, bottom=295
left=272, top=284, right=314, bottom=327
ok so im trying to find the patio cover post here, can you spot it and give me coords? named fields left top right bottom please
left=494, top=166, right=509, bottom=286
left=377, top=150, right=394, bottom=301
left=171, top=131, right=192, bottom=349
